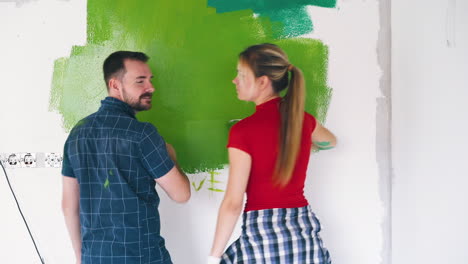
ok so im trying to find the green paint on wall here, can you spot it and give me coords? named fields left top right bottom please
left=192, top=177, right=206, bottom=191
left=50, top=0, right=332, bottom=173
left=207, top=0, right=337, bottom=38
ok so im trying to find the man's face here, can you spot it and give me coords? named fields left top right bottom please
left=119, top=59, right=155, bottom=112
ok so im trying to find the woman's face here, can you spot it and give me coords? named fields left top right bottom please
left=232, top=61, right=260, bottom=102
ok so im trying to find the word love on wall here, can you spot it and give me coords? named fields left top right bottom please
left=50, top=0, right=335, bottom=177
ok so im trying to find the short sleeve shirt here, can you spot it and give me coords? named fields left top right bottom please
left=227, top=97, right=317, bottom=212
left=62, top=97, right=174, bottom=264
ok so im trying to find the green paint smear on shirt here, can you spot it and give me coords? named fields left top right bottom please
left=104, top=178, right=110, bottom=189
left=207, top=0, right=337, bottom=38
left=50, top=0, right=332, bottom=173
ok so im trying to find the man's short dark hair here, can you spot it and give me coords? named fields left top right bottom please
left=103, top=51, right=149, bottom=89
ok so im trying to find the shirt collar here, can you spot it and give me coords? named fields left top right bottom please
left=255, top=97, right=282, bottom=112
left=99, top=97, right=136, bottom=118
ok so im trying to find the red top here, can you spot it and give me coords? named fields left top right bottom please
left=227, top=97, right=317, bottom=212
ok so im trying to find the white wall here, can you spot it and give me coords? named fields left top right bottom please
left=0, top=1, right=387, bottom=263
left=305, top=1, right=387, bottom=263
left=0, top=1, right=87, bottom=263
left=392, top=0, right=468, bottom=263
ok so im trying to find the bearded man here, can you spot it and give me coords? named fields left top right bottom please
left=61, top=51, right=190, bottom=264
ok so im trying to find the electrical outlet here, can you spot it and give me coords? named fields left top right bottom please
left=45, top=152, right=63, bottom=168
left=21, top=153, right=36, bottom=168
left=0, top=152, right=62, bottom=168
left=6, top=153, right=21, bottom=168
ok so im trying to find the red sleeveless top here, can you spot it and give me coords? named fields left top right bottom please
left=227, top=97, right=317, bottom=212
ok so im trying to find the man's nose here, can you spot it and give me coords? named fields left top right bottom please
left=147, top=83, right=155, bottom=93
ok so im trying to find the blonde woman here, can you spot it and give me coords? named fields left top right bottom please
left=208, top=44, right=337, bottom=263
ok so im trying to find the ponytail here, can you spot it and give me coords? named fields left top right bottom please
left=238, top=43, right=306, bottom=187
left=274, top=65, right=306, bottom=186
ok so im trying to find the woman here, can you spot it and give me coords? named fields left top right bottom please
left=209, top=43, right=337, bottom=264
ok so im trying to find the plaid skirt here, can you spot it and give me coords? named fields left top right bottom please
left=221, top=205, right=331, bottom=264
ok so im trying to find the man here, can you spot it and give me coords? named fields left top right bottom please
left=61, top=51, right=190, bottom=264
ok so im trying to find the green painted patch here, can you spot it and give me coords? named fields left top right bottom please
left=192, top=177, right=206, bottom=191
left=208, top=0, right=337, bottom=38
left=50, top=0, right=332, bottom=173
left=208, top=188, right=224, bottom=193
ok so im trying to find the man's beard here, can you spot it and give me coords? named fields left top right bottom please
left=122, top=89, right=153, bottom=112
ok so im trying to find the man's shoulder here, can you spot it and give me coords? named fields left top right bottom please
left=67, top=113, right=94, bottom=135
left=68, top=110, right=154, bottom=139
left=93, top=111, right=162, bottom=142
left=138, top=121, right=162, bottom=139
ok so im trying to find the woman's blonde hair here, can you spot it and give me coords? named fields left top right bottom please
left=239, top=43, right=305, bottom=187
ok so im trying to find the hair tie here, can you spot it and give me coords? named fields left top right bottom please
left=287, top=64, right=294, bottom=71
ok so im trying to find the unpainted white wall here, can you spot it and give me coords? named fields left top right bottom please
left=392, top=0, right=468, bottom=263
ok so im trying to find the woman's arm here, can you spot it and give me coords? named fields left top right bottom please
left=311, top=122, right=337, bottom=151
left=209, top=147, right=252, bottom=259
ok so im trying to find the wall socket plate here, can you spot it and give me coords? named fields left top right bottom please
left=45, top=152, right=63, bottom=168
left=0, top=153, right=37, bottom=168
left=6, top=153, right=21, bottom=168
left=0, top=152, right=62, bottom=168
left=20, top=153, right=36, bottom=168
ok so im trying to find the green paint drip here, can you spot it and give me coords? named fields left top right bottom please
left=207, top=171, right=223, bottom=192
left=207, top=0, right=337, bottom=38
left=50, top=0, right=332, bottom=173
left=208, top=188, right=224, bottom=193
left=192, top=177, right=206, bottom=191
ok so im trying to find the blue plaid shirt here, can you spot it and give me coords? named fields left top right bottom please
left=62, top=97, right=175, bottom=264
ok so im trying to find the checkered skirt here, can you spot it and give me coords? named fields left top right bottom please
left=221, top=205, right=331, bottom=264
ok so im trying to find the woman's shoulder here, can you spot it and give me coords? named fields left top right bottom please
left=304, top=111, right=317, bottom=122
left=304, top=111, right=315, bottom=118
left=230, top=115, right=255, bottom=132
left=304, top=111, right=318, bottom=132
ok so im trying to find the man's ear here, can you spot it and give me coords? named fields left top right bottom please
left=108, top=78, right=121, bottom=93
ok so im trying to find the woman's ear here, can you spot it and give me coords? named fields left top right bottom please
left=257, top=75, right=271, bottom=91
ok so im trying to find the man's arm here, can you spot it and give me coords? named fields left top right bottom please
left=155, top=143, right=191, bottom=203
left=62, top=176, right=81, bottom=264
